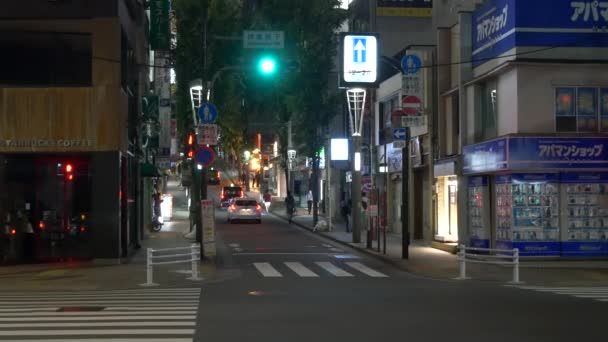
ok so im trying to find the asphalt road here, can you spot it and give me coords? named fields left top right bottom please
left=194, top=212, right=607, bottom=342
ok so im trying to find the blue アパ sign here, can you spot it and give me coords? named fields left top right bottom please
left=393, top=128, right=407, bottom=140
left=401, top=54, right=422, bottom=74
left=509, top=137, right=608, bottom=170
left=195, top=146, right=215, bottom=167
left=472, top=0, right=608, bottom=68
left=198, top=103, right=218, bottom=124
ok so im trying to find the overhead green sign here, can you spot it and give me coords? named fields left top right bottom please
left=150, top=0, right=170, bottom=51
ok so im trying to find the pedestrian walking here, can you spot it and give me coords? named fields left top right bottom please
left=263, top=190, right=272, bottom=213
left=286, top=191, right=296, bottom=224
left=306, top=190, right=313, bottom=215
left=340, top=196, right=351, bottom=233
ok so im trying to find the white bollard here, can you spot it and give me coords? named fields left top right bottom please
left=455, top=244, right=468, bottom=280
left=188, top=244, right=203, bottom=281
left=141, top=248, right=159, bottom=287
left=510, top=248, right=521, bottom=284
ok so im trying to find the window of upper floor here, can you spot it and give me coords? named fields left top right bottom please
left=555, top=87, right=608, bottom=133
left=0, top=31, right=92, bottom=87
left=474, top=78, right=498, bottom=142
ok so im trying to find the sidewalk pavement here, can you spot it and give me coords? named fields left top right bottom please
left=271, top=206, right=608, bottom=287
left=0, top=178, right=219, bottom=291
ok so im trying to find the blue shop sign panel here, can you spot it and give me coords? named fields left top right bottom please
left=509, top=137, right=608, bottom=170
left=463, top=136, right=608, bottom=174
left=462, top=138, right=508, bottom=174
left=496, top=241, right=562, bottom=257
left=472, top=0, right=608, bottom=68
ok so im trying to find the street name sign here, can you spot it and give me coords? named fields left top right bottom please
left=340, top=33, right=379, bottom=87
left=243, top=30, right=285, bottom=49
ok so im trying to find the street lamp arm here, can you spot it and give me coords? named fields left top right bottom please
left=208, top=65, right=244, bottom=101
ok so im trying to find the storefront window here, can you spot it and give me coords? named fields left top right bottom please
left=0, top=155, right=92, bottom=264
left=435, top=176, right=458, bottom=242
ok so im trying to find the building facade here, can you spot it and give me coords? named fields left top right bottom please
left=437, top=0, right=608, bottom=257
left=0, top=0, right=150, bottom=263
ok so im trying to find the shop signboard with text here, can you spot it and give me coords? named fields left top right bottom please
left=463, top=136, right=608, bottom=174
left=472, top=0, right=608, bottom=68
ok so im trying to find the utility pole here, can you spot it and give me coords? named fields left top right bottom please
left=401, top=127, right=410, bottom=259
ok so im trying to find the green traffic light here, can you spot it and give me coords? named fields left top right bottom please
left=258, top=56, right=277, bottom=75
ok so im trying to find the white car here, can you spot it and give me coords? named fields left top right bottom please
left=227, top=198, right=262, bottom=224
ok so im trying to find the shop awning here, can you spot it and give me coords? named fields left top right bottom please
left=140, top=163, right=161, bottom=177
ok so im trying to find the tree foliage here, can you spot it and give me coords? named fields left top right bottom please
left=173, top=0, right=245, bottom=159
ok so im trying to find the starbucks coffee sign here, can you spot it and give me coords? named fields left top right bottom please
left=0, top=139, right=93, bottom=148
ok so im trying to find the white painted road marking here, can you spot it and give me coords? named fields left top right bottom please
left=253, top=262, right=283, bottom=277
left=316, top=262, right=354, bottom=277
left=285, top=262, right=319, bottom=277
left=12, top=340, right=192, bottom=342
left=252, top=262, right=388, bottom=278
left=0, top=288, right=201, bottom=340
left=345, top=262, right=389, bottom=278
left=513, top=286, right=608, bottom=303
left=0, top=329, right=195, bottom=336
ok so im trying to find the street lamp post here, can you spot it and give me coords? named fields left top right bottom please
left=347, top=88, right=366, bottom=244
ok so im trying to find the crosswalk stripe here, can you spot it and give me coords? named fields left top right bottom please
left=0, top=294, right=200, bottom=299
left=315, top=262, right=354, bottom=277
left=345, top=262, right=389, bottom=277
left=253, top=262, right=283, bottom=277
left=0, top=300, right=193, bottom=307
left=0, top=307, right=196, bottom=313
left=0, top=315, right=196, bottom=321
left=14, top=340, right=192, bottom=342
left=513, top=286, right=608, bottom=303
left=284, top=262, right=319, bottom=277
left=0, top=329, right=195, bottom=336
left=0, top=311, right=195, bottom=317
left=0, top=322, right=196, bottom=328
left=0, top=288, right=200, bottom=340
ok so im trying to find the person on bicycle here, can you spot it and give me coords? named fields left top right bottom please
left=286, top=191, right=295, bottom=223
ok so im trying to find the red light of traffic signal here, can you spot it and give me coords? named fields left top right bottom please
left=65, top=164, right=73, bottom=173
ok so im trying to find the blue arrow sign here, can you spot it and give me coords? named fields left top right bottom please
left=353, top=38, right=366, bottom=63
left=401, top=54, right=422, bottom=75
left=393, top=128, right=407, bottom=140
left=198, top=103, right=218, bottom=123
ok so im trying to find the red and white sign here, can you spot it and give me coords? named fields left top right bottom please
left=402, top=95, right=421, bottom=116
